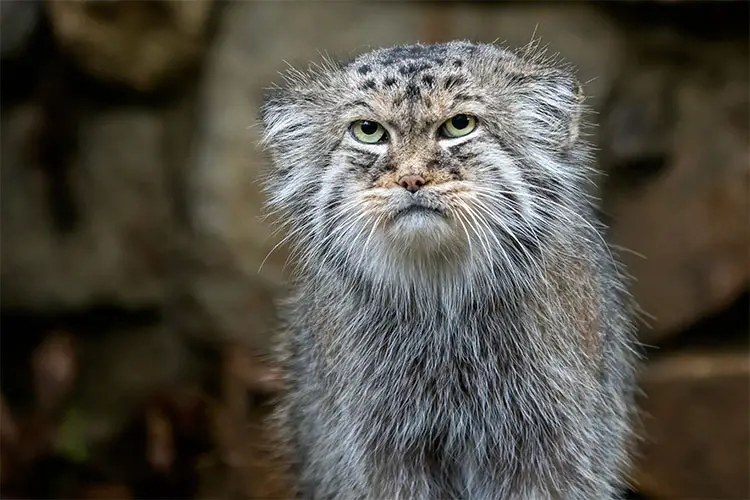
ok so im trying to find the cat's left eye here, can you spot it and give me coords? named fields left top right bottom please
left=440, top=114, right=477, bottom=139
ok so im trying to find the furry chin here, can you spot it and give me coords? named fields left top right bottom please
left=383, top=210, right=461, bottom=254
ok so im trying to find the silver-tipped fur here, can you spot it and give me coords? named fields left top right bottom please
left=260, top=40, right=638, bottom=500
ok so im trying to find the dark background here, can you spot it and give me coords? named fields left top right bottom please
left=1, top=1, right=748, bottom=498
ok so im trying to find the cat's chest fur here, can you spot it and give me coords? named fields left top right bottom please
left=313, top=292, right=563, bottom=443
left=302, top=297, right=586, bottom=498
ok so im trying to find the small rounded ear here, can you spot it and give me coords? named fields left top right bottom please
left=511, top=68, right=587, bottom=151
left=259, top=88, right=293, bottom=146
left=260, top=88, right=285, bottom=130
left=259, top=87, right=318, bottom=156
left=539, top=71, right=587, bottom=150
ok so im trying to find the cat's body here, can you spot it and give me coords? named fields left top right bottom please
left=260, top=41, right=638, bottom=499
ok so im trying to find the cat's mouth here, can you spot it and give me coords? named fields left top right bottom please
left=392, top=204, right=444, bottom=220
left=384, top=199, right=458, bottom=250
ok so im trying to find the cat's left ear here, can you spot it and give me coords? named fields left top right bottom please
left=540, top=71, right=587, bottom=150
left=514, top=68, right=587, bottom=151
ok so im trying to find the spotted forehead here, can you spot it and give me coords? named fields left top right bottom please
left=357, top=44, right=470, bottom=68
left=342, top=43, right=494, bottom=114
left=348, top=44, right=477, bottom=86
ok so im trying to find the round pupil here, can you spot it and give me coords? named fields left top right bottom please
left=451, top=114, right=470, bottom=129
left=360, top=121, right=378, bottom=135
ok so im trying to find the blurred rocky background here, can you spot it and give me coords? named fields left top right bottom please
left=1, top=1, right=747, bottom=499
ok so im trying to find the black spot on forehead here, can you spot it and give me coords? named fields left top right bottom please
left=421, top=74, right=435, bottom=87
left=347, top=42, right=493, bottom=79
left=390, top=84, right=418, bottom=108
left=365, top=43, right=463, bottom=68
left=383, top=76, right=398, bottom=87
left=443, top=75, right=467, bottom=90
left=359, top=79, right=377, bottom=91
left=398, top=61, right=432, bottom=76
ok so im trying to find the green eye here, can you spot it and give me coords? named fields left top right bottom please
left=351, top=120, right=387, bottom=144
left=441, top=114, right=477, bottom=138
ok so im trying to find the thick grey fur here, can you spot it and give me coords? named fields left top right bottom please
left=259, top=41, right=639, bottom=500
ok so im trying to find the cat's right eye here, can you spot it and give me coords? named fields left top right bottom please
left=350, top=120, right=388, bottom=144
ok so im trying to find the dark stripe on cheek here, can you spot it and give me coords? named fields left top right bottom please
left=323, top=190, right=343, bottom=218
left=344, top=149, right=379, bottom=171
left=369, top=163, right=397, bottom=183
left=447, top=143, right=477, bottom=157
left=291, top=182, right=324, bottom=219
left=350, top=159, right=375, bottom=170
left=319, top=184, right=346, bottom=255
left=528, top=175, right=564, bottom=204
left=452, top=152, right=477, bottom=162
left=517, top=171, right=563, bottom=221
left=477, top=160, right=522, bottom=210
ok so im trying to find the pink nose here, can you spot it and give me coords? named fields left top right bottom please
left=398, top=174, right=426, bottom=193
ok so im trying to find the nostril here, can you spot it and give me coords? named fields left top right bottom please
left=398, top=174, right=426, bottom=193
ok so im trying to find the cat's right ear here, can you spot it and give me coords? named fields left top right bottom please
left=259, top=87, right=304, bottom=151
left=260, top=88, right=286, bottom=141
